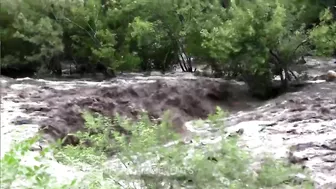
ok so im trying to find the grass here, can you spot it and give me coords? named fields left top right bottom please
left=1, top=107, right=314, bottom=189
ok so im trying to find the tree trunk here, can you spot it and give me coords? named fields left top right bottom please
left=221, top=0, right=231, bottom=8
left=49, top=55, right=62, bottom=76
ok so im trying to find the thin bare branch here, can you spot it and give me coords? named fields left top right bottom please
left=292, top=38, right=309, bottom=58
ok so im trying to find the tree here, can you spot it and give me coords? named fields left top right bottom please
left=201, top=0, right=313, bottom=98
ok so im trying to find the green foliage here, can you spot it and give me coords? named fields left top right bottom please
left=1, top=0, right=62, bottom=71
left=206, top=106, right=227, bottom=128
left=309, top=8, right=336, bottom=56
left=0, top=135, right=77, bottom=189
left=256, top=158, right=313, bottom=187
left=1, top=108, right=314, bottom=188
left=1, top=0, right=335, bottom=92
left=54, top=112, right=117, bottom=166
left=201, top=0, right=315, bottom=96
left=49, top=108, right=313, bottom=188
left=13, top=14, right=64, bottom=66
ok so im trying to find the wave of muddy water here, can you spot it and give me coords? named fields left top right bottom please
left=1, top=57, right=336, bottom=188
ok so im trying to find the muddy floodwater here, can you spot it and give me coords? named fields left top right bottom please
left=1, top=57, right=336, bottom=188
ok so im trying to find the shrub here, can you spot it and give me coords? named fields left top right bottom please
left=0, top=135, right=77, bottom=189
left=1, top=108, right=314, bottom=188
left=51, top=108, right=313, bottom=188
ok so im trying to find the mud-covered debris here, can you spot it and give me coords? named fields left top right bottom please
left=12, top=116, right=33, bottom=125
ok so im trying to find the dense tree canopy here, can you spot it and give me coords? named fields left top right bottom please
left=1, top=0, right=335, bottom=96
